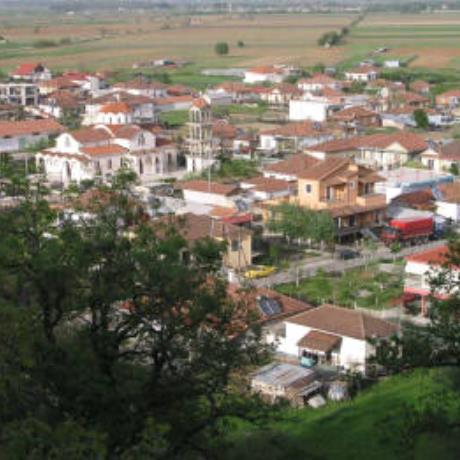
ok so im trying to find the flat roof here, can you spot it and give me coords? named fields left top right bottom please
left=377, top=167, right=453, bottom=188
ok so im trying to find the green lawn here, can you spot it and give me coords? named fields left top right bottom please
left=158, top=110, right=189, bottom=128
left=276, top=263, right=404, bottom=310
left=221, top=368, right=460, bottom=460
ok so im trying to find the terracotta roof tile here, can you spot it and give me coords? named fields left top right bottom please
left=70, top=127, right=113, bottom=144
left=0, top=119, right=64, bottom=137
left=100, top=102, right=132, bottom=114
left=287, top=304, right=398, bottom=340
left=406, top=245, right=451, bottom=266
left=80, top=144, right=128, bottom=157
left=264, top=153, right=320, bottom=176
left=242, top=175, right=293, bottom=193
left=179, top=180, right=239, bottom=196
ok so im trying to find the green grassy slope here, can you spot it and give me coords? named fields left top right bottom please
left=222, top=368, right=460, bottom=460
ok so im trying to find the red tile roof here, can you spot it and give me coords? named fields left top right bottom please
left=0, top=119, right=64, bottom=137
left=406, top=245, right=451, bottom=267
left=264, top=153, right=320, bottom=176
left=13, top=62, right=45, bottom=76
left=287, top=304, right=398, bottom=340
left=247, top=65, right=283, bottom=75
left=242, top=175, right=293, bottom=193
left=298, top=157, right=350, bottom=180
left=179, top=180, right=239, bottom=196
left=262, top=121, right=328, bottom=138
left=70, top=127, right=112, bottom=144
left=100, top=102, right=132, bottom=114
left=81, top=144, right=128, bottom=157
left=309, top=132, right=427, bottom=154
left=332, top=106, right=379, bottom=121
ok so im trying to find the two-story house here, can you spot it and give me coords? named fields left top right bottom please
left=295, top=157, right=386, bottom=240
left=404, top=245, right=458, bottom=316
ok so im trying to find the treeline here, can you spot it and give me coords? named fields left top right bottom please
left=317, top=13, right=364, bottom=48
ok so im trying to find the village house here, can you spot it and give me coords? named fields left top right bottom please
left=36, top=124, right=177, bottom=184
left=215, top=82, right=262, bottom=103
left=39, top=91, right=81, bottom=119
left=153, top=95, right=194, bottom=113
left=243, top=65, right=288, bottom=84
left=307, top=132, right=427, bottom=170
left=240, top=175, right=295, bottom=202
left=0, top=118, right=64, bottom=153
left=251, top=363, right=321, bottom=407
left=289, top=93, right=343, bottom=122
left=433, top=182, right=460, bottom=222
left=62, top=71, right=107, bottom=95
left=157, top=212, right=253, bottom=271
left=112, top=78, right=169, bottom=99
left=83, top=92, right=156, bottom=125
left=390, top=91, right=430, bottom=110
left=404, top=245, right=458, bottom=316
left=178, top=180, right=240, bottom=208
left=263, top=153, right=320, bottom=182
left=38, top=76, right=80, bottom=96
left=344, top=65, right=379, bottom=83
left=212, top=120, right=239, bottom=154
left=269, top=304, right=398, bottom=373
left=297, top=73, right=341, bottom=93
left=258, top=121, right=334, bottom=153
left=421, top=139, right=460, bottom=173
left=410, top=80, right=431, bottom=95
left=260, top=83, right=303, bottom=106
left=436, top=89, right=460, bottom=107
left=294, top=157, right=386, bottom=240
left=0, top=82, right=39, bottom=106
left=11, top=62, right=52, bottom=82
left=330, top=106, right=381, bottom=133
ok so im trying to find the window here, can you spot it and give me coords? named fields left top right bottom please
left=231, top=240, right=240, bottom=251
left=305, top=184, right=312, bottom=193
left=107, top=159, right=112, bottom=170
left=349, top=181, right=355, bottom=189
left=138, top=133, right=145, bottom=146
left=427, top=159, right=434, bottom=170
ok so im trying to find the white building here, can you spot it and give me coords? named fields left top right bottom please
left=243, top=66, right=287, bottom=84
left=11, top=62, right=52, bottom=82
left=297, top=73, right=341, bottom=92
left=289, top=98, right=336, bottom=122
left=404, top=245, right=458, bottom=315
left=36, top=124, right=177, bottom=185
left=344, top=66, right=378, bottom=83
left=0, top=119, right=64, bottom=153
left=269, top=304, right=398, bottom=373
left=83, top=92, right=156, bottom=125
left=240, top=175, right=294, bottom=201
left=178, top=180, right=240, bottom=208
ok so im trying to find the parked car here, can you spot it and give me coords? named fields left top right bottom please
left=244, top=265, right=276, bottom=279
left=336, top=249, right=361, bottom=260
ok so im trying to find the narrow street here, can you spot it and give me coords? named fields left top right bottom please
left=250, top=240, right=446, bottom=288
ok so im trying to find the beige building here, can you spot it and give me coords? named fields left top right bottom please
left=157, top=213, right=252, bottom=271
left=294, top=157, right=386, bottom=239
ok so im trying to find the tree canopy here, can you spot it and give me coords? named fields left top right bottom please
left=0, top=168, right=269, bottom=459
left=268, top=203, right=336, bottom=246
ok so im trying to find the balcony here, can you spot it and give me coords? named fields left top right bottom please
left=356, top=193, right=386, bottom=208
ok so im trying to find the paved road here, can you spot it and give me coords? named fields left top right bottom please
left=250, top=240, right=446, bottom=288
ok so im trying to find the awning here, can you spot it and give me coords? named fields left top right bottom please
left=297, top=330, right=342, bottom=353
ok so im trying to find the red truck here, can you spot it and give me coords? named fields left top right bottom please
left=381, top=217, right=434, bottom=245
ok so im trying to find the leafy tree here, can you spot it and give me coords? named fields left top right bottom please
left=237, top=40, right=245, bottom=48
left=414, top=109, right=430, bottom=130
left=268, top=203, right=335, bottom=247
left=0, top=169, right=270, bottom=458
left=449, top=163, right=459, bottom=176
left=60, top=109, right=81, bottom=130
left=215, top=42, right=229, bottom=56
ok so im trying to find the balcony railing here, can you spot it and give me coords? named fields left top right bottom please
left=356, top=193, right=386, bottom=208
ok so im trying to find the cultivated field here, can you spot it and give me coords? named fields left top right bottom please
left=3, top=10, right=460, bottom=81
left=344, top=12, right=460, bottom=70
left=0, top=12, right=352, bottom=72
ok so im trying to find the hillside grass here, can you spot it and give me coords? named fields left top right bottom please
left=221, top=368, right=460, bottom=460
